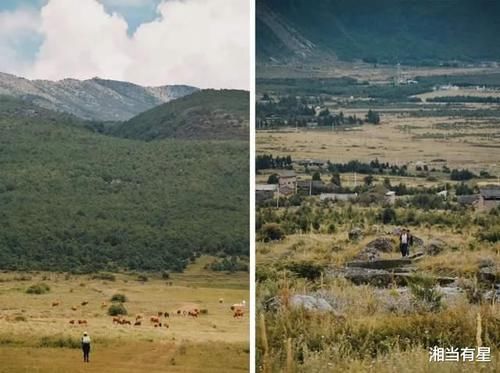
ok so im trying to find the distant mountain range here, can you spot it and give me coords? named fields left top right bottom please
left=0, top=72, right=198, bottom=121
left=257, top=0, right=500, bottom=65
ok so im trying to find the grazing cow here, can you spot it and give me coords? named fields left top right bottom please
left=52, top=301, right=59, bottom=307
left=150, top=316, right=160, bottom=324
left=230, top=303, right=245, bottom=311
left=81, top=301, right=88, bottom=306
left=135, top=315, right=143, bottom=321
left=164, top=312, right=169, bottom=318
left=233, top=309, right=244, bottom=318
left=69, top=320, right=75, bottom=325
left=157, top=311, right=163, bottom=317
left=176, top=310, right=181, bottom=316
left=154, top=324, right=158, bottom=328
left=78, top=319, right=88, bottom=325
left=188, top=310, right=198, bottom=318
left=71, top=306, right=78, bottom=311
left=134, top=320, right=141, bottom=326
left=112, top=317, right=121, bottom=324
left=122, top=320, right=131, bottom=325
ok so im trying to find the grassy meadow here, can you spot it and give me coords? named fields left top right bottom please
left=0, top=257, right=249, bottom=372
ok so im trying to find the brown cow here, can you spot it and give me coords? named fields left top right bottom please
left=112, top=317, right=121, bottom=324
left=157, top=311, right=163, bottom=317
left=134, top=320, right=141, bottom=326
left=150, top=316, right=160, bottom=323
left=81, top=301, right=89, bottom=306
left=71, top=306, right=78, bottom=311
left=233, top=309, right=244, bottom=318
left=69, top=320, right=75, bottom=325
left=52, top=301, right=59, bottom=307
left=78, top=319, right=88, bottom=325
left=188, top=310, right=198, bottom=318
left=122, top=319, right=131, bottom=325
left=164, top=312, right=169, bottom=318
left=176, top=310, right=182, bottom=316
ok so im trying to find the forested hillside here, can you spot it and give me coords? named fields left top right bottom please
left=113, top=89, right=249, bottom=141
left=0, top=95, right=248, bottom=273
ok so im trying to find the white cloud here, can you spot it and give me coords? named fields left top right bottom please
left=100, top=0, right=155, bottom=8
left=26, top=0, right=249, bottom=89
left=0, top=8, right=41, bottom=75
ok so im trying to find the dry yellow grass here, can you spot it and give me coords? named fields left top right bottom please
left=257, top=113, right=500, bottom=175
left=0, top=259, right=249, bottom=372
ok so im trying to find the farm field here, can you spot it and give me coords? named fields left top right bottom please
left=257, top=114, right=500, bottom=176
left=0, top=258, right=249, bottom=372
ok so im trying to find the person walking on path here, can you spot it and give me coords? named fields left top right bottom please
left=81, top=332, right=91, bottom=363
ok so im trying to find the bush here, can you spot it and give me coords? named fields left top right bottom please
left=285, top=261, right=324, bottom=281
left=408, top=275, right=443, bottom=312
left=110, top=293, right=127, bottom=303
left=161, top=271, right=170, bottom=280
left=26, top=283, right=50, bottom=294
left=39, top=336, right=80, bottom=349
left=259, top=223, right=285, bottom=242
left=107, top=303, right=128, bottom=316
left=92, top=273, right=116, bottom=281
left=137, top=274, right=148, bottom=282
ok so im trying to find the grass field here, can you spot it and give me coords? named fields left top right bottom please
left=257, top=113, right=500, bottom=175
left=0, top=257, right=249, bottom=372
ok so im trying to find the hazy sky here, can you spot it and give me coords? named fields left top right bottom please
left=0, top=0, right=249, bottom=89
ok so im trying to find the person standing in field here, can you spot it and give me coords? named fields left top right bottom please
left=399, top=229, right=409, bottom=257
left=81, top=332, right=91, bottom=363
left=406, top=229, right=414, bottom=257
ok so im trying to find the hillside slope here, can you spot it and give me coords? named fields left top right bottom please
left=0, top=72, right=198, bottom=121
left=257, top=0, right=500, bottom=65
left=0, top=97, right=248, bottom=272
left=113, top=89, right=249, bottom=141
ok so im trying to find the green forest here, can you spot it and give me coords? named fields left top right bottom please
left=0, top=94, right=249, bottom=273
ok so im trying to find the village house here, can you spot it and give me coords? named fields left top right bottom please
left=256, top=184, right=277, bottom=203
left=478, top=187, right=500, bottom=211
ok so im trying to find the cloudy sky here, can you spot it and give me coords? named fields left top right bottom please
left=0, top=0, right=249, bottom=89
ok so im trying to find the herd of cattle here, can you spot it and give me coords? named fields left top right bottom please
left=49, top=298, right=247, bottom=329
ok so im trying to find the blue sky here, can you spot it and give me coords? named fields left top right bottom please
left=0, top=0, right=249, bottom=88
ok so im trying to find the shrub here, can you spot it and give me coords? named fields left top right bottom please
left=25, top=283, right=50, bottom=294
left=92, top=273, right=116, bottom=281
left=107, top=303, right=128, bottom=316
left=137, top=274, right=148, bottom=282
left=260, top=223, right=285, bottom=242
left=285, top=261, right=324, bottom=281
left=161, top=271, right=170, bottom=280
left=110, top=293, right=127, bottom=303
left=408, top=275, right=443, bottom=312
left=39, top=336, right=80, bottom=349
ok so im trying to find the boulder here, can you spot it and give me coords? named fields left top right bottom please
left=365, top=237, right=394, bottom=253
left=425, top=239, right=447, bottom=256
left=349, top=227, right=363, bottom=241
left=477, top=267, right=497, bottom=284
left=289, top=294, right=334, bottom=312
left=355, top=246, right=380, bottom=261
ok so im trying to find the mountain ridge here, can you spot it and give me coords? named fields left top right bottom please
left=0, top=72, right=198, bottom=121
left=257, top=0, right=500, bottom=65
